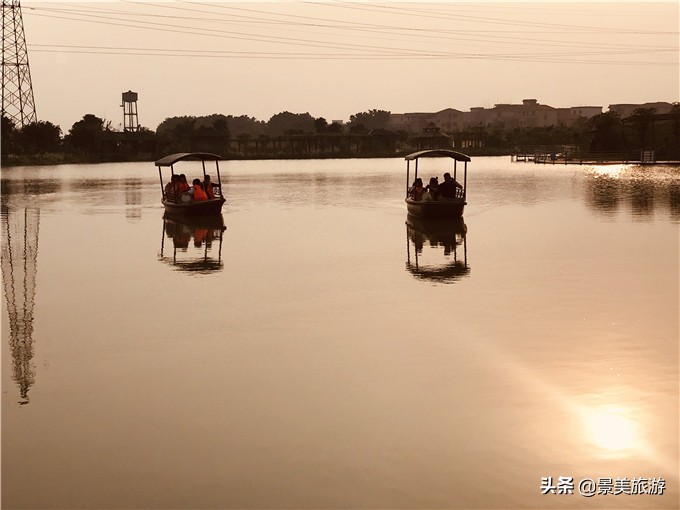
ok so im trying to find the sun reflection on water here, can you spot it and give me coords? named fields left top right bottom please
left=589, top=164, right=628, bottom=178
left=585, top=406, right=638, bottom=453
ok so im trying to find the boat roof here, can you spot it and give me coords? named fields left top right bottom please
left=405, top=149, right=471, bottom=162
left=155, top=152, right=222, bottom=167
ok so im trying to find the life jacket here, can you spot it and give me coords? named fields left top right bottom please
left=178, top=181, right=190, bottom=193
left=204, top=182, right=215, bottom=199
left=193, top=184, right=208, bottom=201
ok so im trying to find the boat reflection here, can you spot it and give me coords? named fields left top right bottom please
left=159, top=213, right=227, bottom=273
left=405, top=215, right=470, bottom=283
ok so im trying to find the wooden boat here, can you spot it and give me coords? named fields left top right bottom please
left=155, top=152, right=226, bottom=215
left=404, top=149, right=471, bottom=218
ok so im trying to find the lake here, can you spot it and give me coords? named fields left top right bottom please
left=2, top=156, right=678, bottom=509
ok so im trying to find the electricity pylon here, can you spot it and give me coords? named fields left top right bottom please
left=1, top=0, right=37, bottom=126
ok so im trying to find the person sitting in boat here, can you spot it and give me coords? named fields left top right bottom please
left=203, top=174, right=216, bottom=200
left=191, top=178, right=208, bottom=201
left=409, top=178, right=425, bottom=201
left=178, top=174, right=190, bottom=193
left=422, top=177, right=439, bottom=201
left=164, top=175, right=179, bottom=200
left=438, top=172, right=463, bottom=199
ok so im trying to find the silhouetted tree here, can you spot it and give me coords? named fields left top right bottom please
left=65, top=114, right=108, bottom=154
left=628, top=108, right=656, bottom=149
left=349, top=123, right=368, bottom=134
left=589, top=111, right=623, bottom=151
left=349, top=109, right=390, bottom=130
left=314, top=117, right=328, bottom=133
left=1, top=116, right=17, bottom=155
left=17, top=121, right=62, bottom=154
left=222, top=115, right=264, bottom=137
left=266, top=111, right=315, bottom=136
left=671, top=103, right=680, bottom=150
left=327, top=122, right=343, bottom=134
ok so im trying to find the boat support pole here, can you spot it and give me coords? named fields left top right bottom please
left=158, top=166, right=164, bottom=199
left=463, top=161, right=468, bottom=201
left=406, top=160, right=410, bottom=198
left=202, top=160, right=207, bottom=180
left=216, top=161, right=223, bottom=194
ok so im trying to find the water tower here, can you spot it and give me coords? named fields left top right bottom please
left=121, top=90, right=139, bottom=132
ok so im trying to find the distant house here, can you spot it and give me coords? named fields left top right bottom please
left=366, top=128, right=399, bottom=152
left=570, top=106, right=603, bottom=119
left=409, top=126, right=452, bottom=150
left=431, top=108, right=466, bottom=132
left=609, top=102, right=674, bottom=118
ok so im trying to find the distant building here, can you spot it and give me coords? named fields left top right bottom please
left=388, top=98, right=605, bottom=134
left=570, top=106, right=603, bottom=119
left=409, top=126, right=452, bottom=150
left=386, top=99, right=675, bottom=136
left=608, top=102, right=675, bottom=118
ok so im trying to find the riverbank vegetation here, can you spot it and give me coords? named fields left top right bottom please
left=2, top=105, right=679, bottom=166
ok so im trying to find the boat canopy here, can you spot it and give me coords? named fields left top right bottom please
left=405, top=149, right=471, bottom=162
left=155, top=152, right=222, bottom=167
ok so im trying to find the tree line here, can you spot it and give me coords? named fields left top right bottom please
left=2, top=105, right=679, bottom=164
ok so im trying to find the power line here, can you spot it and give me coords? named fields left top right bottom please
left=27, top=43, right=678, bottom=66
left=22, top=2, right=678, bottom=65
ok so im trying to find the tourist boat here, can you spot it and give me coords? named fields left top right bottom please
left=404, top=149, right=470, bottom=218
left=155, top=152, right=226, bottom=215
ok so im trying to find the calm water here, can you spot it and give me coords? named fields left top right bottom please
left=2, top=157, right=678, bottom=509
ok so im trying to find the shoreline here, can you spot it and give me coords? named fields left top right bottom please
left=1, top=148, right=513, bottom=167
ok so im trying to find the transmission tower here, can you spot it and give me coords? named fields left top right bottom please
left=1, top=205, right=40, bottom=405
left=1, top=0, right=37, bottom=126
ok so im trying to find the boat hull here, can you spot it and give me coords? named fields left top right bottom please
left=405, top=198, right=465, bottom=218
left=162, top=198, right=225, bottom=216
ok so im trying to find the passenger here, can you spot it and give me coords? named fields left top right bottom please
left=425, top=176, right=439, bottom=201
left=191, top=178, right=208, bottom=201
left=164, top=175, right=179, bottom=200
left=438, top=172, right=463, bottom=199
left=409, top=178, right=424, bottom=201
left=178, top=174, right=190, bottom=193
left=203, top=174, right=215, bottom=200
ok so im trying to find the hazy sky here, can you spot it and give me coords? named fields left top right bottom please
left=20, top=1, right=680, bottom=131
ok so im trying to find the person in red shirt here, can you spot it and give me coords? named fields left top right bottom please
left=178, top=174, right=190, bottom=193
left=191, top=179, right=208, bottom=201
left=203, top=174, right=216, bottom=200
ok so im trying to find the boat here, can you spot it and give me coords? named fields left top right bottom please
left=159, top=212, right=227, bottom=273
left=405, top=215, right=470, bottom=283
left=404, top=149, right=471, bottom=218
left=155, top=152, right=226, bottom=215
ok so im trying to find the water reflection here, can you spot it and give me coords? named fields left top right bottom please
left=584, top=405, right=638, bottom=453
left=0, top=178, right=62, bottom=204
left=584, top=167, right=680, bottom=221
left=125, top=178, right=142, bottom=220
left=1, top=206, right=40, bottom=405
left=405, top=215, right=469, bottom=283
left=159, top=214, right=227, bottom=273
